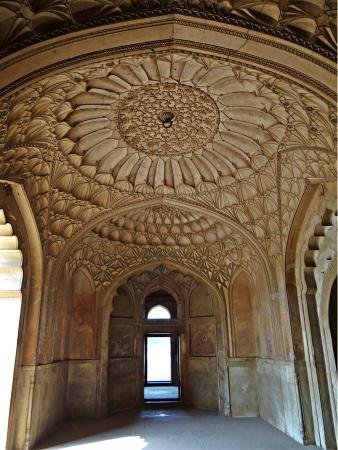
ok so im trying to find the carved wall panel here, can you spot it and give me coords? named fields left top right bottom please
left=190, top=322, right=217, bottom=357
left=109, top=324, right=134, bottom=358
left=189, top=283, right=214, bottom=317
left=230, top=271, right=258, bottom=358
left=68, top=269, right=96, bottom=359
left=108, top=281, right=136, bottom=413
left=260, top=269, right=277, bottom=359
left=187, top=357, right=219, bottom=411
left=111, top=285, right=133, bottom=318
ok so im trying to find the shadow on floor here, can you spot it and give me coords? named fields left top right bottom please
left=36, top=409, right=320, bottom=450
left=35, top=412, right=139, bottom=448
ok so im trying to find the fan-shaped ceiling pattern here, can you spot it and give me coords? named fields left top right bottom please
left=0, top=0, right=336, bottom=58
left=1, top=50, right=336, bottom=259
left=57, top=52, right=288, bottom=196
left=93, top=205, right=231, bottom=246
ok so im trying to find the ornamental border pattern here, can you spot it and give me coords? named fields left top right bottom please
left=0, top=9, right=335, bottom=61
left=1, top=17, right=335, bottom=74
left=0, top=39, right=335, bottom=102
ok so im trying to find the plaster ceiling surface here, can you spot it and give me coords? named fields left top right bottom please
left=68, top=229, right=257, bottom=288
left=57, top=54, right=287, bottom=196
left=93, top=205, right=231, bottom=246
left=0, top=1, right=336, bottom=59
left=1, top=50, right=336, bottom=268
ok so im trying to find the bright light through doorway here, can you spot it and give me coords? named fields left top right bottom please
left=147, top=305, right=171, bottom=319
left=147, top=336, right=171, bottom=382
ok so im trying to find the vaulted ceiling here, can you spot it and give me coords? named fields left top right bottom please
left=0, top=0, right=336, bottom=59
left=0, top=9, right=336, bottom=290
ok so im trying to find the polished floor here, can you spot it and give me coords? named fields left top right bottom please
left=36, top=409, right=320, bottom=450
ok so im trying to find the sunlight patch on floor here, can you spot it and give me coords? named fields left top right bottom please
left=47, top=436, right=148, bottom=450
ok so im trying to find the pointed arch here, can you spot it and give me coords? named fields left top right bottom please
left=0, top=180, right=43, bottom=450
left=285, top=181, right=337, bottom=448
left=229, top=268, right=258, bottom=358
left=98, top=260, right=228, bottom=417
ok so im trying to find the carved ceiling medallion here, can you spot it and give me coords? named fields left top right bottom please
left=118, top=83, right=219, bottom=156
left=58, top=54, right=287, bottom=196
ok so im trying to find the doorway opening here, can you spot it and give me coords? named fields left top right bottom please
left=144, top=334, right=180, bottom=401
left=143, top=290, right=180, bottom=402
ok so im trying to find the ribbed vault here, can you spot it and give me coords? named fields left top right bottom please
left=0, top=9, right=337, bottom=450
left=1, top=49, right=336, bottom=268
left=0, top=1, right=336, bottom=59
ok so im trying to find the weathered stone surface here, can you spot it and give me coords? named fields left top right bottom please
left=257, top=359, right=303, bottom=443
left=108, top=358, right=138, bottom=413
left=229, top=359, right=258, bottom=417
left=187, top=357, right=219, bottom=411
left=68, top=361, right=98, bottom=418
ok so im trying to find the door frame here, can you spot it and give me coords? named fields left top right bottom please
left=143, top=332, right=181, bottom=401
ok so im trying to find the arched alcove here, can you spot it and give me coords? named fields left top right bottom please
left=0, top=208, right=23, bottom=450
left=68, top=268, right=96, bottom=360
left=107, top=282, right=137, bottom=414
left=285, top=182, right=337, bottom=449
left=227, top=269, right=260, bottom=418
left=0, top=181, right=44, bottom=450
left=67, top=268, right=97, bottom=419
left=147, top=305, right=171, bottom=319
left=229, top=270, right=258, bottom=358
left=145, top=289, right=177, bottom=319
left=103, top=264, right=227, bottom=416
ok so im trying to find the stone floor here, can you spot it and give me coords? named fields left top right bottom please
left=36, top=409, right=320, bottom=450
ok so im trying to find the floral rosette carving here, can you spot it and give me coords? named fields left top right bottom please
left=56, top=53, right=288, bottom=196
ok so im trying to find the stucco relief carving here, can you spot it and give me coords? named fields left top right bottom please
left=109, top=324, right=134, bottom=358
left=0, top=50, right=336, bottom=264
left=280, top=148, right=336, bottom=249
left=58, top=53, right=288, bottom=195
left=93, top=205, right=231, bottom=246
left=127, top=264, right=193, bottom=296
left=113, top=264, right=218, bottom=314
left=66, top=231, right=258, bottom=290
left=190, top=323, right=217, bottom=357
left=304, top=208, right=337, bottom=293
left=0, top=1, right=336, bottom=58
left=118, top=83, right=219, bottom=156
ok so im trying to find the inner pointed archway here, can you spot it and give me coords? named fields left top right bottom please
left=0, top=208, right=23, bottom=450
left=106, top=264, right=226, bottom=415
left=144, top=289, right=180, bottom=402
